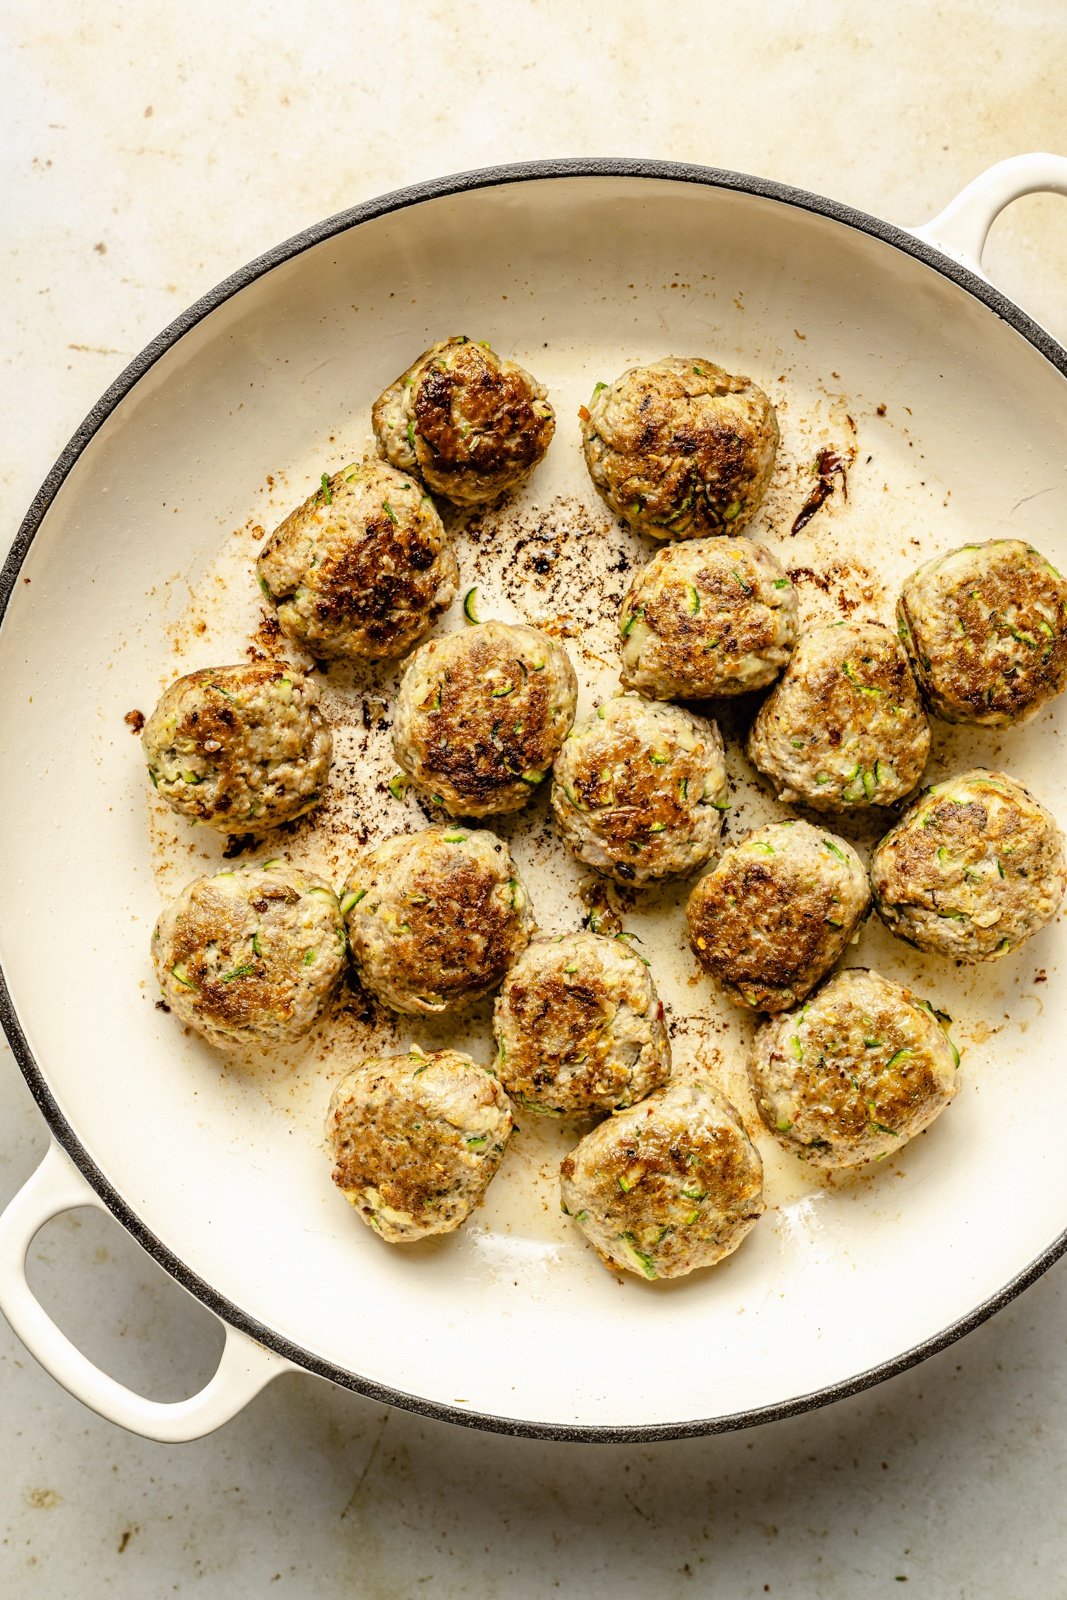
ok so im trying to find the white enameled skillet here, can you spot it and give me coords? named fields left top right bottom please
left=1, top=155, right=1066, bottom=1442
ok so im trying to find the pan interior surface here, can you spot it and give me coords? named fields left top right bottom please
left=1, top=172, right=1065, bottom=1433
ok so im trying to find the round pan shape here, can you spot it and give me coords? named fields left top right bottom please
left=1, top=157, right=1066, bottom=1442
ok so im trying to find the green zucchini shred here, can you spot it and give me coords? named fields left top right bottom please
left=220, top=962, right=255, bottom=983
left=617, top=1233, right=657, bottom=1280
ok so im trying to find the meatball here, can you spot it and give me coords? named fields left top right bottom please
left=619, top=536, right=796, bottom=699
left=581, top=356, right=779, bottom=541
left=153, top=859, right=347, bottom=1049
left=559, top=1082, right=765, bottom=1280
left=372, top=336, right=555, bottom=505
left=342, top=824, right=535, bottom=1015
left=142, top=663, right=332, bottom=832
left=256, top=457, right=458, bottom=661
left=896, top=539, right=1067, bottom=726
left=551, top=695, right=728, bottom=884
left=326, top=1048, right=513, bottom=1242
left=747, top=621, right=930, bottom=811
left=750, top=968, right=961, bottom=1168
left=687, top=820, right=870, bottom=1013
left=869, top=768, right=1067, bottom=961
left=492, top=932, right=671, bottom=1115
left=392, top=620, right=577, bottom=817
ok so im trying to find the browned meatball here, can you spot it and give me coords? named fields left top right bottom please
left=897, top=539, right=1067, bottom=726
left=750, top=968, right=961, bottom=1168
left=341, top=825, right=536, bottom=1015
left=372, top=336, right=555, bottom=505
left=256, top=457, right=458, bottom=661
left=326, top=1048, right=513, bottom=1241
left=869, top=769, right=1067, bottom=961
left=581, top=357, right=779, bottom=540
left=619, top=536, right=797, bottom=699
left=492, top=932, right=671, bottom=1114
left=153, top=859, right=347, bottom=1049
left=747, top=622, right=930, bottom=811
left=141, top=662, right=332, bottom=832
left=551, top=695, right=729, bottom=883
left=687, top=820, right=870, bottom=1012
left=392, top=620, right=577, bottom=817
left=560, top=1082, right=765, bottom=1279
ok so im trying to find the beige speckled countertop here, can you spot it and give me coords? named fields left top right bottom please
left=3, top=3, right=1067, bottom=1595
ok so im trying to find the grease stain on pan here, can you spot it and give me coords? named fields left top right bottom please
left=142, top=344, right=1060, bottom=1291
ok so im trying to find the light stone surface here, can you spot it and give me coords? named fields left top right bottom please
left=2, top=1, right=1067, bottom=1594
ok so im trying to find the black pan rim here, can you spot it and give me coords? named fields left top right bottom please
left=3, top=155, right=1067, bottom=1445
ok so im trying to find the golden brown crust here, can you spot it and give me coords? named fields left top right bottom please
left=582, top=358, right=778, bottom=539
left=258, top=463, right=456, bottom=660
left=573, top=740, right=688, bottom=849
left=747, top=622, right=930, bottom=810
left=564, top=1118, right=754, bottom=1226
left=327, top=1049, right=513, bottom=1239
left=551, top=697, right=727, bottom=881
left=398, top=857, right=517, bottom=998
left=172, top=664, right=280, bottom=763
left=142, top=662, right=332, bottom=830
left=870, top=769, right=1067, bottom=959
left=751, top=968, right=960, bottom=1167
left=687, top=824, right=869, bottom=1011
left=897, top=541, right=1067, bottom=725
left=414, top=342, right=551, bottom=481
left=343, top=826, right=535, bottom=1014
left=168, top=879, right=279, bottom=1029
left=559, top=1084, right=764, bottom=1278
left=154, top=863, right=346, bottom=1046
left=372, top=337, right=554, bottom=504
left=492, top=933, right=670, bottom=1113
left=622, top=541, right=793, bottom=696
left=393, top=621, right=576, bottom=816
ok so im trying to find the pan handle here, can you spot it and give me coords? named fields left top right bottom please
left=911, top=152, right=1067, bottom=277
left=0, top=1140, right=292, bottom=1441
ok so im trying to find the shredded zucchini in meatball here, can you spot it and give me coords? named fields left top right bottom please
left=870, top=768, right=1066, bottom=961
left=327, top=1048, right=513, bottom=1241
left=750, top=968, right=960, bottom=1168
left=897, top=539, right=1067, bottom=726
left=560, top=1082, right=764, bottom=1279
left=393, top=620, right=577, bottom=817
left=582, top=357, right=779, bottom=540
left=372, top=336, right=554, bottom=505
